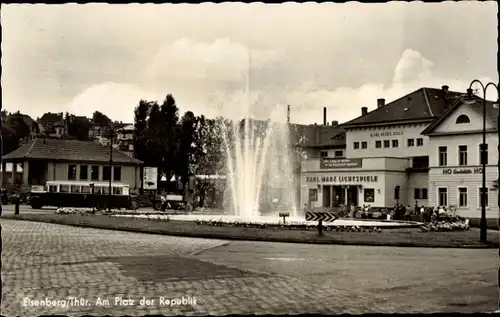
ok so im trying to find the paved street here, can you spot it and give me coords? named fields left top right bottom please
left=1, top=219, right=498, bottom=315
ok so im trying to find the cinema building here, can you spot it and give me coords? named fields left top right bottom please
left=300, top=85, right=496, bottom=216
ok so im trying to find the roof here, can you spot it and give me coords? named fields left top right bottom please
left=239, top=118, right=345, bottom=148
left=340, top=87, right=464, bottom=128
left=421, top=95, right=498, bottom=135
left=2, top=138, right=143, bottom=165
left=6, top=113, right=39, bottom=132
left=38, top=112, right=63, bottom=123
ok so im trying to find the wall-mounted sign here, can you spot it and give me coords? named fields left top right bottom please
left=143, top=167, right=158, bottom=190
left=442, top=168, right=483, bottom=175
left=306, top=175, right=378, bottom=183
left=370, top=131, right=403, bottom=138
left=308, top=188, right=318, bottom=202
left=320, top=158, right=362, bottom=169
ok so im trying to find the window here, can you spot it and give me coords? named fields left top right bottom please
left=60, top=185, right=70, bottom=193
left=353, top=142, right=360, bottom=149
left=421, top=188, right=428, bottom=200
left=113, top=166, right=122, bottom=181
left=414, top=188, right=421, bottom=200
left=459, top=145, right=468, bottom=166
left=48, top=185, right=58, bottom=193
left=361, top=141, right=368, bottom=149
left=458, top=187, right=468, bottom=207
left=455, top=114, right=471, bottom=124
left=479, top=187, right=489, bottom=208
left=68, top=165, right=77, bottom=180
left=308, top=188, right=318, bottom=202
left=392, top=140, right=399, bottom=148
left=334, top=151, right=343, bottom=158
left=438, top=187, right=448, bottom=206
left=103, top=166, right=111, bottom=181
left=416, top=138, right=424, bottom=147
left=102, top=186, right=110, bottom=195
left=438, top=146, right=447, bottom=166
left=320, top=151, right=328, bottom=158
left=412, top=156, right=429, bottom=169
left=364, top=188, right=375, bottom=203
left=81, top=186, right=91, bottom=194
left=375, top=141, right=382, bottom=148
left=70, top=185, right=81, bottom=193
left=383, top=140, right=390, bottom=148
left=91, top=166, right=99, bottom=181
left=79, top=165, right=88, bottom=180
left=480, top=144, right=488, bottom=165
left=407, top=139, right=415, bottom=147
left=112, top=187, right=123, bottom=195
left=94, top=186, right=102, bottom=194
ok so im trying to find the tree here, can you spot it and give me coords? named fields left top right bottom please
left=1, top=124, right=19, bottom=155
left=67, top=116, right=91, bottom=141
left=159, top=94, right=180, bottom=182
left=176, top=111, right=197, bottom=184
left=6, top=114, right=31, bottom=140
left=144, top=102, right=164, bottom=169
left=92, top=111, right=112, bottom=127
left=133, top=100, right=151, bottom=161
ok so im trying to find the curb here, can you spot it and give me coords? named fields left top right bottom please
left=2, top=215, right=498, bottom=249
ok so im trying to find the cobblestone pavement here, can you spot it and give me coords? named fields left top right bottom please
left=1, top=219, right=498, bottom=315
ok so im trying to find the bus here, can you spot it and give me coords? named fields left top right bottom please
left=28, top=180, right=139, bottom=211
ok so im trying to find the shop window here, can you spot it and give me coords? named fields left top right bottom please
left=392, top=140, right=399, bottom=148
left=320, top=151, right=328, bottom=158
left=91, top=165, right=99, bottom=181
left=308, top=188, right=318, bottom=202
left=421, top=188, right=428, bottom=199
left=334, top=151, right=343, bottom=157
left=438, top=187, right=448, bottom=206
left=363, top=188, right=375, bottom=203
left=361, top=141, right=368, bottom=149
left=455, top=114, right=470, bottom=124
left=480, top=144, right=488, bottom=165
left=414, top=188, right=421, bottom=200
left=103, top=166, right=111, bottom=181
left=407, top=138, right=415, bottom=147
left=383, top=140, right=390, bottom=148
left=416, top=138, right=424, bottom=147
left=478, top=187, right=489, bottom=208
left=375, top=141, right=382, bottom=148
left=438, top=146, right=447, bottom=166
left=68, top=165, right=77, bottom=180
left=113, top=166, right=122, bottom=181
left=60, top=185, right=70, bottom=193
left=353, top=142, right=360, bottom=150
left=79, top=165, right=88, bottom=180
left=459, top=145, right=468, bottom=166
left=458, top=187, right=468, bottom=207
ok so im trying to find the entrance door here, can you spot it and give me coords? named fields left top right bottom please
left=322, top=185, right=331, bottom=207
left=347, top=186, right=358, bottom=206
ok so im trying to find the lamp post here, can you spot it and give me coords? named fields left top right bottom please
left=100, top=124, right=117, bottom=210
left=465, top=80, right=500, bottom=243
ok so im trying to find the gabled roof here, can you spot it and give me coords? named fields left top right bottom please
left=340, top=87, right=464, bottom=128
left=421, top=95, right=498, bottom=135
left=38, top=112, right=63, bottom=123
left=2, top=138, right=143, bottom=165
left=6, top=113, right=40, bottom=132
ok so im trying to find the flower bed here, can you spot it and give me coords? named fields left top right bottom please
left=420, top=214, right=470, bottom=232
left=55, top=207, right=124, bottom=215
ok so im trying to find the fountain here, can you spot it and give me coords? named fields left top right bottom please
left=219, top=105, right=299, bottom=219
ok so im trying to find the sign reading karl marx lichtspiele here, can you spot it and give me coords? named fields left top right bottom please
left=306, top=175, right=378, bottom=183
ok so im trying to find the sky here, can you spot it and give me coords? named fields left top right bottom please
left=2, top=2, right=498, bottom=125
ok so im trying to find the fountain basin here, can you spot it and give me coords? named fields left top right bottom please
left=113, top=214, right=421, bottom=228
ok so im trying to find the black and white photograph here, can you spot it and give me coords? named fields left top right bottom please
left=1, top=2, right=498, bottom=315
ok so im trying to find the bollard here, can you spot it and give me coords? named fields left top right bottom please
left=317, top=219, right=323, bottom=236
left=279, top=212, right=290, bottom=225
left=14, top=195, right=20, bottom=215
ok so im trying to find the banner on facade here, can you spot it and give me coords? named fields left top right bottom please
left=320, top=158, right=362, bottom=169
left=143, top=167, right=158, bottom=190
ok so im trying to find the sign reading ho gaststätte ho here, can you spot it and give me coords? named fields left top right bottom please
left=320, top=158, right=362, bottom=169
left=442, top=168, right=483, bottom=175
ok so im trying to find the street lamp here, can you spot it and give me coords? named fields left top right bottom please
left=464, top=80, right=500, bottom=243
left=100, top=124, right=120, bottom=210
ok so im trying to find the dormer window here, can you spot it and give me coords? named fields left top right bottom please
left=455, top=114, right=470, bottom=124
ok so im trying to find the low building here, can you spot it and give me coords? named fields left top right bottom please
left=1, top=138, right=143, bottom=191
left=421, top=95, right=498, bottom=218
left=37, top=112, right=67, bottom=138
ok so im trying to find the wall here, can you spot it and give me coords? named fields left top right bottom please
left=407, top=172, right=429, bottom=207
left=345, top=123, right=431, bottom=159
left=52, top=162, right=141, bottom=189
left=433, top=105, right=496, bottom=134
left=428, top=166, right=498, bottom=218
left=383, top=172, right=410, bottom=207
left=428, top=133, right=499, bottom=167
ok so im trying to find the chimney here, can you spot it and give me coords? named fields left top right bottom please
left=442, top=85, right=449, bottom=92
left=287, top=105, right=290, bottom=123
left=323, top=107, right=327, bottom=125
left=331, top=120, right=339, bottom=126
left=377, top=98, right=385, bottom=108
left=361, top=107, right=368, bottom=116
